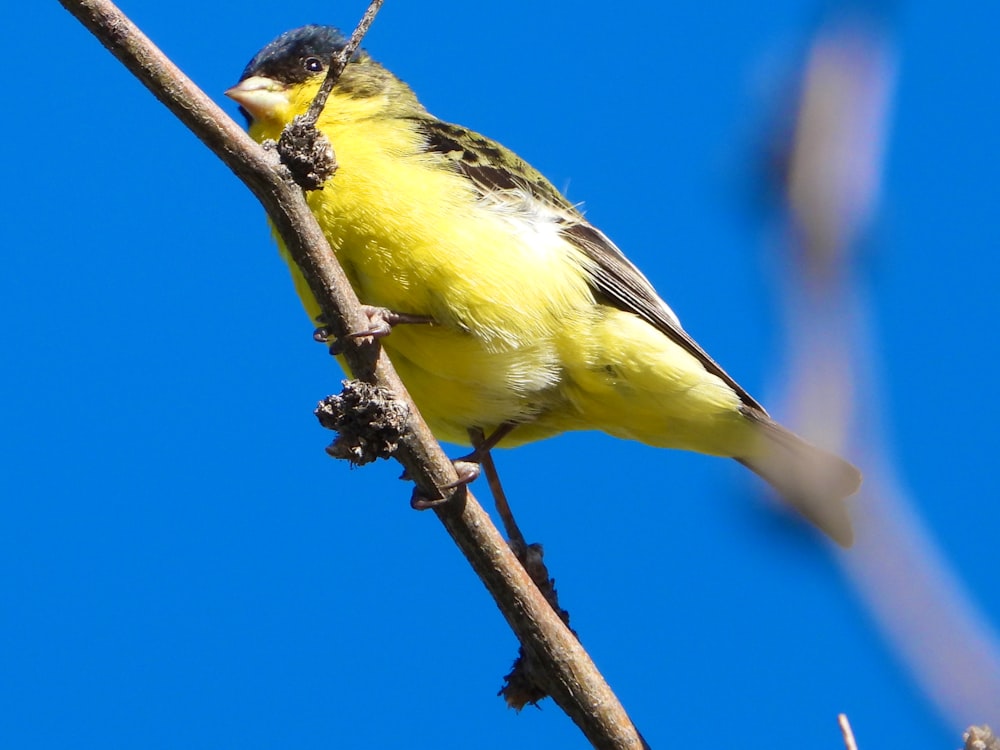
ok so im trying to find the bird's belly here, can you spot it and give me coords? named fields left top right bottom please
left=277, top=221, right=592, bottom=447
left=378, top=324, right=569, bottom=447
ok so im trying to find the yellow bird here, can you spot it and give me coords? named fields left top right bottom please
left=226, top=25, right=861, bottom=545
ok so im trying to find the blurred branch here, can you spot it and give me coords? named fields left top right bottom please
left=56, top=0, right=647, bottom=747
left=965, top=726, right=1000, bottom=750
left=838, top=714, right=859, bottom=750
left=758, top=3, right=1000, bottom=736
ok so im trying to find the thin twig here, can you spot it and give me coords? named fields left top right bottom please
left=56, top=1, right=647, bottom=747
left=838, top=714, right=859, bottom=750
left=303, top=0, right=385, bottom=127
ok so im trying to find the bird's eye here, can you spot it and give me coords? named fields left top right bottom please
left=303, top=57, right=324, bottom=73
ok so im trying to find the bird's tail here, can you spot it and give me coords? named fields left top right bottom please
left=736, top=410, right=861, bottom=547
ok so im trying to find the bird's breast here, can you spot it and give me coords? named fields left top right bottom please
left=305, top=122, right=595, bottom=345
left=286, top=119, right=599, bottom=441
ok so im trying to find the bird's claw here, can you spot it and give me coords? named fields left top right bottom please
left=443, top=460, right=482, bottom=489
left=408, top=460, right=481, bottom=510
left=314, top=306, right=435, bottom=352
left=349, top=306, right=435, bottom=341
left=410, top=491, right=448, bottom=510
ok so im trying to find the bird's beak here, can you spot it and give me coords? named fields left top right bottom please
left=224, top=76, right=289, bottom=122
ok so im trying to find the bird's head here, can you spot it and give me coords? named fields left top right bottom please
left=225, top=25, right=421, bottom=140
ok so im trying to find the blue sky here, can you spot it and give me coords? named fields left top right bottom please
left=4, top=1, right=998, bottom=748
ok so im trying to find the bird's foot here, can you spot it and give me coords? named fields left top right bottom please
left=408, top=460, right=481, bottom=510
left=350, top=306, right=436, bottom=340
left=313, top=307, right=435, bottom=352
left=404, top=425, right=516, bottom=509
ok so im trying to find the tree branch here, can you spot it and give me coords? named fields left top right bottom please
left=56, top=1, right=647, bottom=747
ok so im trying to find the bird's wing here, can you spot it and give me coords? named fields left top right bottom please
left=416, top=118, right=764, bottom=412
left=554, top=219, right=764, bottom=412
